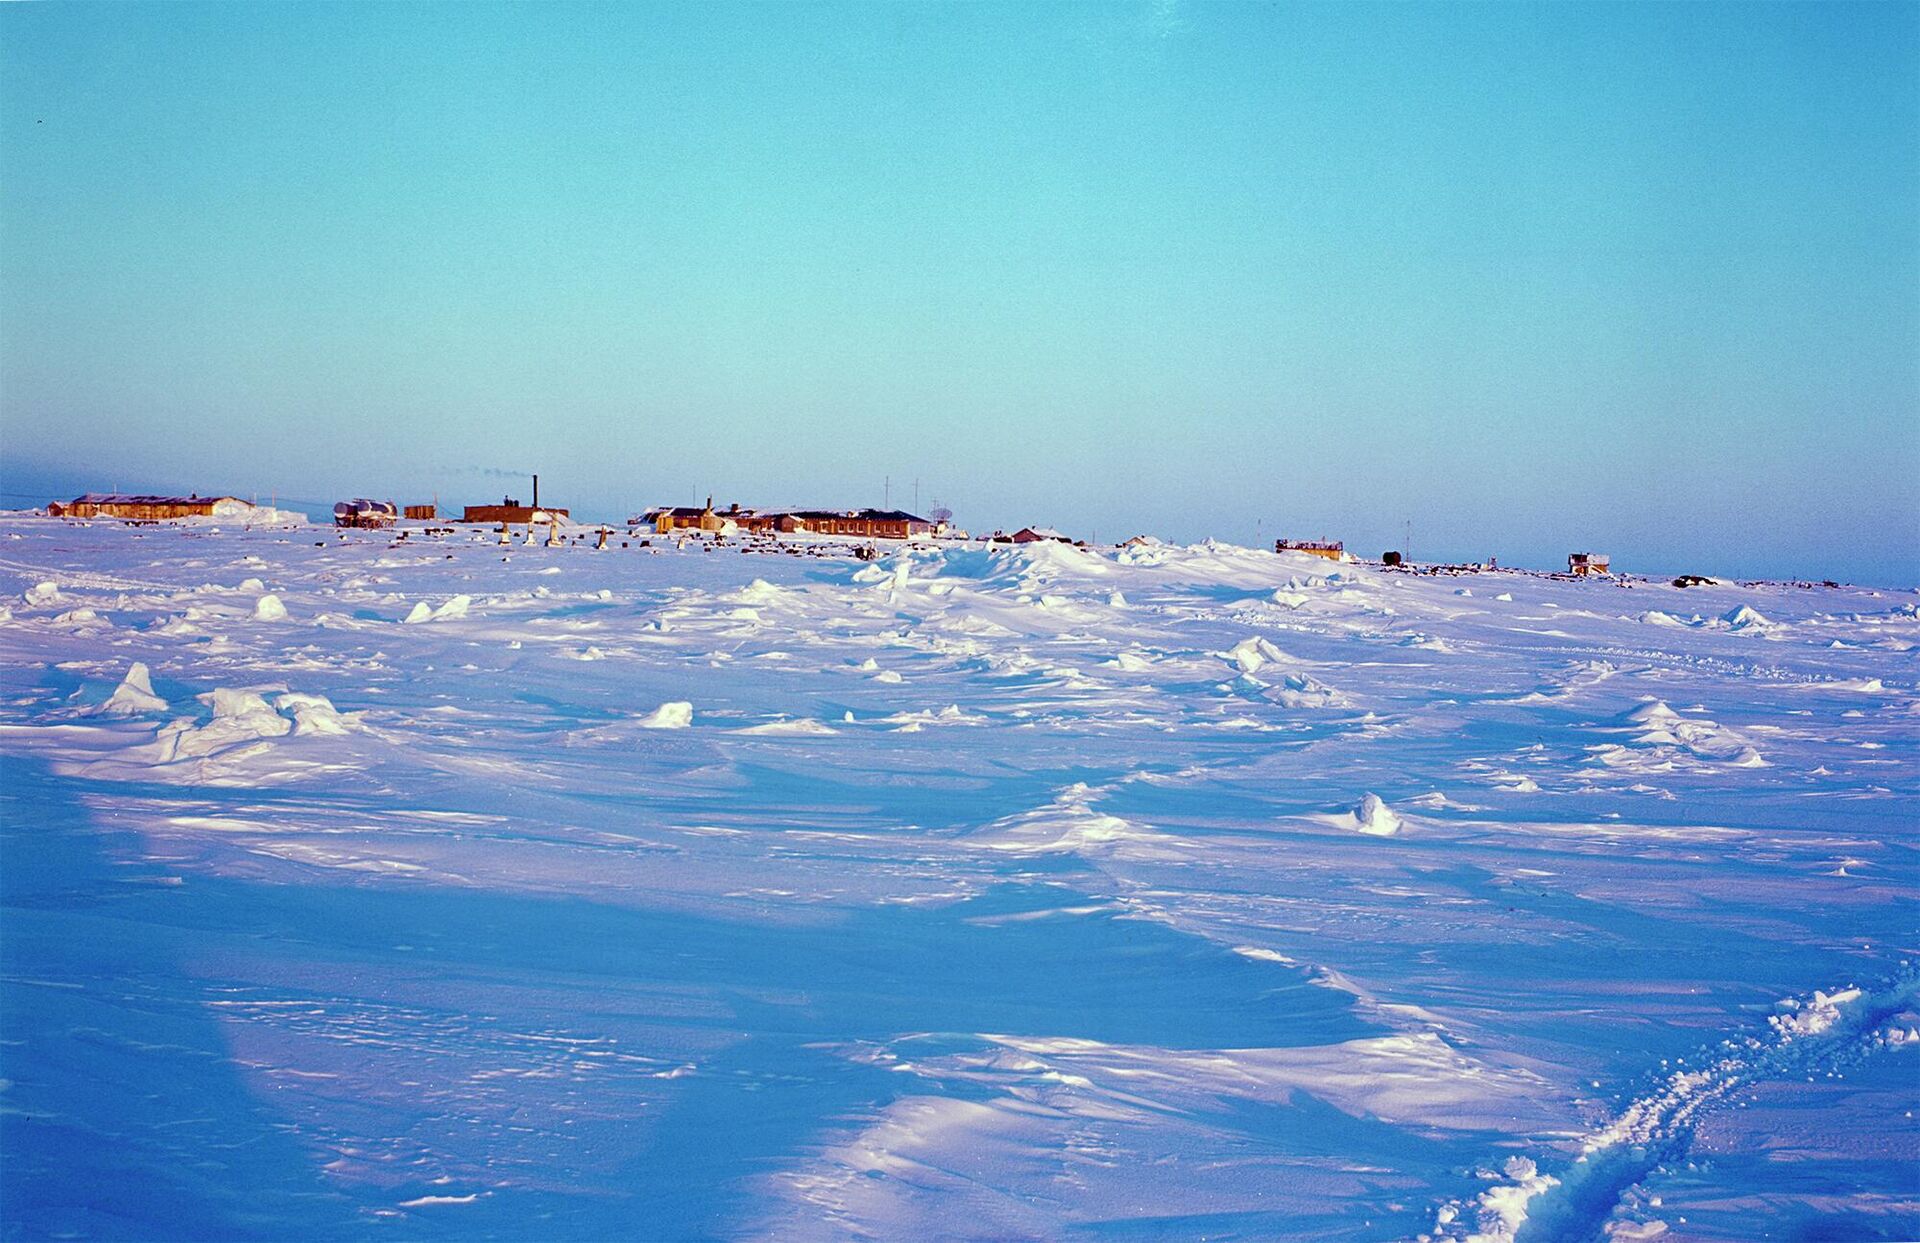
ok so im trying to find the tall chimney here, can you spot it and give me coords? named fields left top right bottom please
left=533, top=474, right=539, bottom=509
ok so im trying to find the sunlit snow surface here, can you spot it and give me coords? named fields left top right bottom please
left=1, top=519, right=1915, bottom=1241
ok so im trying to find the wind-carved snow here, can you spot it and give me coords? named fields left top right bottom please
left=0, top=519, right=1913, bottom=1240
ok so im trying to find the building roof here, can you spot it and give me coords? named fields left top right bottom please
left=762, top=508, right=931, bottom=523
left=68, top=493, right=238, bottom=506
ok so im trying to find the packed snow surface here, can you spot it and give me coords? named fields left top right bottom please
left=1, top=519, right=1915, bottom=1241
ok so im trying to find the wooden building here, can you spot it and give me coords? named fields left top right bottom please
left=1012, top=526, right=1072, bottom=544
left=758, top=509, right=934, bottom=539
left=642, top=502, right=727, bottom=533
left=1275, top=539, right=1347, bottom=562
left=462, top=504, right=570, bottom=525
left=404, top=504, right=436, bottom=520
left=49, top=493, right=243, bottom=520
left=1568, top=552, right=1612, bottom=577
left=650, top=503, right=935, bottom=540
left=793, top=509, right=933, bottom=539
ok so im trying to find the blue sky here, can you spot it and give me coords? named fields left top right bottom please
left=3, top=2, right=1914, bottom=583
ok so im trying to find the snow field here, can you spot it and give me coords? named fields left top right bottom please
left=0, top=519, right=1914, bottom=1240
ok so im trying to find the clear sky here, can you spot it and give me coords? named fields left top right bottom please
left=3, top=2, right=1915, bottom=583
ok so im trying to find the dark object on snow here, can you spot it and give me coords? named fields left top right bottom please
left=1672, top=574, right=1716, bottom=588
left=1382, top=551, right=1403, bottom=567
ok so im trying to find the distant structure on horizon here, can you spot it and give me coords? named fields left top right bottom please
left=1010, top=527, right=1072, bottom=544
left=1275, top=539, right=1349, bottom=563
left=639, top=499, right=938, bottom=540
left=1568, top=552, right=1612, bottom=577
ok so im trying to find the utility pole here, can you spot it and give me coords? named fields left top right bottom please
left=884, top=475, right=890, bottom=508
left=914, top=478, right=919, bottom=514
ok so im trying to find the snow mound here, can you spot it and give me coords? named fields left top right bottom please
left=1720, top=604, right=1776, bottom=632
left=730, top=578, right=791, bottom=606
left=637, top=701, right=694, bottom=730
left=252, top=593, right=288, bottom=621
left=275, top=692, right=354, bottom=735
left=24, top=581, right=60, bottom=606
left=1225, top=636, right=1292, bottom=674
left=404, top=595, right=472, bottom=623
left=150, top=688, right=292, bottom=762
left=52, top=607, right=107, bottom=630
left=736, top=718, right=837, bottom=736
left=1264, top=671, right=1350, bottom=709
left=1603, top=700, right=1765, bottom=767
left=1637, top=610, right=1691, bottom=628
left=1351, top=793, right=1402, bottom=836
left=95, top=662, right=167, bottom=716
left=931, top=542, right=1108, bottom=590
left=1770, top=986, right=1864, bottom=1038
left=1807, top=677, right=1886, bottom=694
left=975, top=783, right=1166, bottom=855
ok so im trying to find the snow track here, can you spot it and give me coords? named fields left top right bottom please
left=1440, top=971, right=1920, bottom=1243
